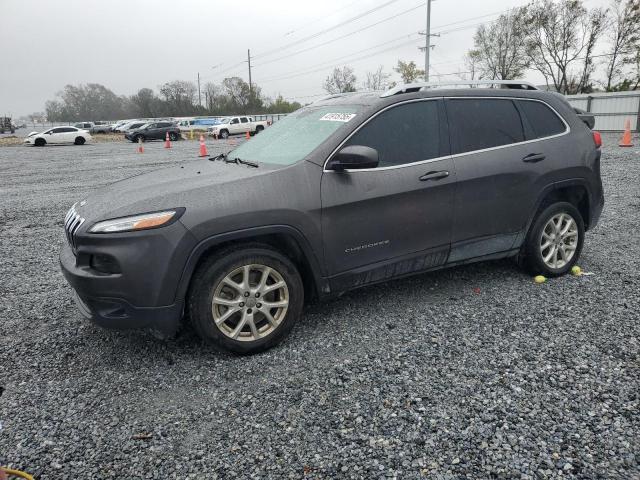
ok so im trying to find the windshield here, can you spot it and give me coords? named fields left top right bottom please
left=229, top=105, right=361, bottom=165
left=217, top=117, right=230, bottom=124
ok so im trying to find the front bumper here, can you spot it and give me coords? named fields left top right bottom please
left=59, top=220, right=197, bottom=337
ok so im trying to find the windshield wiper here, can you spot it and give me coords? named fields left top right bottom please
left=226, top=157, right=259, bottom=168
left=209, top=152, right=228, bottom=162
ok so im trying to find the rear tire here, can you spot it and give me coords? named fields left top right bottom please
left=187, top=245, right=304, bottom=354
left=169, top=132, right=179, bottom=141
left=255, top=126, right=264, bottom=134
left=74, top=136, right=85, bottom=145
left=520, top=201, right=584, bottom=277
left=34, top=138, right=46, bottom=147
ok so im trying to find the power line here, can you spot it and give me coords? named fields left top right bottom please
left=282, top=0, right=368, bottom=37
left=261, top=38, right=420, bottom=84
left=253, top=2, right=427, bottom=69
left=253, top=0, right=404, bottom=60
left=259, top=33, right=420, bottom=82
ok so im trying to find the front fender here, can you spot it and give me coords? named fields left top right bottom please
left=173, top=224, right=328, bottom=303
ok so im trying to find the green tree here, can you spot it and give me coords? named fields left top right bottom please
left=393, top=60, right=424, bottom=84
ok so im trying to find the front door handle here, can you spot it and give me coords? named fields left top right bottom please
left=419, top=170, right=449, bottom=181
left=522, top=153, right=546, bottom=163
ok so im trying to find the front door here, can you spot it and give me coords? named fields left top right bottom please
left=321, top=99, right=455, bottom=290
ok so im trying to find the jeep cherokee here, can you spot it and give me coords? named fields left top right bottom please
left=60, top=80, right=604, bottom=354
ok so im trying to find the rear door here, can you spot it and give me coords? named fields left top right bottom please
left=445, top=97, right=569, bottom=262
left=321, top=98, right=455, bottom=287
left=48, top=127, right=68, bottom=143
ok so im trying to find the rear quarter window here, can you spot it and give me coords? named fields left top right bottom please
left=447, top=98, right=524, bottom=154
left=516, top=100, right=567, bottom=138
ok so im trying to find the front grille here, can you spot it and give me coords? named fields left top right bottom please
left=64, top=205, right=85, bottom=253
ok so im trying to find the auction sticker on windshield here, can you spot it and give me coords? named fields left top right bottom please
left=319, top=113, right=357, bottom=122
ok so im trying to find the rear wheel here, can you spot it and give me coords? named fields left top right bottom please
left=34, top=138, right=46, bottom=147
left=255, top=125, right=264, bottom=134
left=520, top=202, right=584, bottom=277
left=169, top=132, right=179, bottom=141
left=188, top=246, right=304, bottom=354
left=74, top=136, right=85, bottom=145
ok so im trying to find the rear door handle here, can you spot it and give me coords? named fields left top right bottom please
left=419, top=170, right=449, bottom=181
left=522, top=153, right=546, bottom=163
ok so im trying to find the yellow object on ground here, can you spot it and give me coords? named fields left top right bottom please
left=0, top=468, right=35, bottom=480
left=534, top=275, right=546, bottom=283
left=571, top=266, right=582, bottom=276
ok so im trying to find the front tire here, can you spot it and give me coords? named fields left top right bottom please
left=188, top=246, right=304, bottom=354
left=74, top=136, right=86, bottom=145
left=34, top=138, right=46, bottom=147
left=219, top=129, right=229, bottom=139
left=521, top=202, right=584, bottom=277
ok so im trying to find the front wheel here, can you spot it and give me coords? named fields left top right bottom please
left=34, top=138, right=46, bottom=147
left=219, top=130, right=229, bottom=139
left=520, top=202, right=584, bottom=277
left=188, top=246, right=304, bottom=354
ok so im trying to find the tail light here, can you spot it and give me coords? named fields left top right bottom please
left=593, top=131, right=602, bottom=148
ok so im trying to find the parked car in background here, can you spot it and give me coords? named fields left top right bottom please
left=125, top=121, right=180, bottom=142
left=178, top=117, right=222, bottom=132
left=118, top=121, right=148, bottom=133
left=24, top=126, right=91, bottom=146
left=91, top=122, right=112, bottom=134
left=59, top=80, right=604, bottom=354
left=207, top=116, right=268, bottom=138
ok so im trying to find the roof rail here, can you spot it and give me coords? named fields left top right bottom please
left=380, top=80, right=539, bottom=98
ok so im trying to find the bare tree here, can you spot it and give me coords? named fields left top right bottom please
left=469, top=9, right=531, bottom=80
left=604, top=0, right=640, bottom=90
left=460, top=50, right=483, bottom=81
left=362, top=65, right=392, bottom=90
left=323, top=66, right=357, bottom=93
left=393, top=60, right=425, bottom=84
left=525, top=0, right=608, bottom=94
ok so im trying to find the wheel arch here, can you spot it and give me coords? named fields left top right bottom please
left=526, top=180, right=593, bottom=236
left=175, top=225, right=327, bottom=305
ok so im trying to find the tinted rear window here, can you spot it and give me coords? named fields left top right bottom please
left=447, top=98, right=524, bottom=154
left=517, top=100, right=566, bottom=138
left=345, top=100, right=440, bottom=167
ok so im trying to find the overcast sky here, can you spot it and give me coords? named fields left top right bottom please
left=1, top=0, right=609, bottom=117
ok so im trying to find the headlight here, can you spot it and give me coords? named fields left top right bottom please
left=89, top=210, right=180, bottom=233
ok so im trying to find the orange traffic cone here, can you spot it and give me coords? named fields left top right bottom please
left=137, top=137, right=144, bottom=154
left=164, top=132, right=171, bottom=149
left=245, top=131, right=250, bottom=140
left=619, top=118, right=633, bottom=147
left=199, top=135, right=208, bottom=157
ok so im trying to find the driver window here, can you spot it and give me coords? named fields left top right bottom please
left=344, top=100, right=441, bottom=168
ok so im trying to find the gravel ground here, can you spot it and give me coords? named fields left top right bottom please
left=0, top=134, right=638, bottom=479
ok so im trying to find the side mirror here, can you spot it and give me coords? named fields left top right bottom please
left=326, top=145, right=379, bottom=171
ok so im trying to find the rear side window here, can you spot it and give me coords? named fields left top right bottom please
left=516, top=100, right=566, bottom=138
left=345, top=100, right=440, bottom=168
left=240, top=117, right=248, bottom=123
left=447, top=98, right=524, bottom=154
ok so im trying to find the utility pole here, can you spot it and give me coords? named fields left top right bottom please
left=424, top=0, right=431, bottom=81
left=197, top=72, right=202, bottom=107
left=247, top=49, right=253, bottom=97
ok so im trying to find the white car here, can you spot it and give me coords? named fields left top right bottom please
left=207, top=116, right=268, bottom=139
left=24, top=126, right=92, bottom=146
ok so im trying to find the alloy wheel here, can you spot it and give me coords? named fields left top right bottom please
left=540, top=213, right=578, bottom=269
left=211, top=264, right=289, bottom=342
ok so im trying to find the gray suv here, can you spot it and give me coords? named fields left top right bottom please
left=60, top=81, right=604, bottom=354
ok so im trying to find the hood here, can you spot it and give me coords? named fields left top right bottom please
left=75, top=160, right=280, bottom=223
